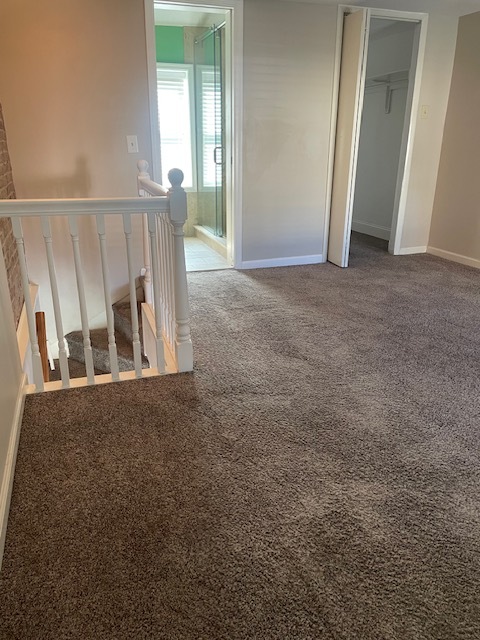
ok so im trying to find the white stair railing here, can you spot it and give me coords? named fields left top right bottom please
left=0, top=187, right=193, bottom=393
left=137, top=161, right=193, bottom=373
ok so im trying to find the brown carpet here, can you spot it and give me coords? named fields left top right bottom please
left=1, top=234, right=480, bottom=639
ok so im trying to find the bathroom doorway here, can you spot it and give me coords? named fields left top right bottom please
left=145, top=0, right=243, bottom=271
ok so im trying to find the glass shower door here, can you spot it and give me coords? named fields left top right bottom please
left=194, top=25, right=225, bottom=237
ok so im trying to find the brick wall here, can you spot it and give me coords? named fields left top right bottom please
left=0, top=103, right=23, bottom=327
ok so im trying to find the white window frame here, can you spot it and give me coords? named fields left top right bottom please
left=196, top=64, right=221, bottom=192
left=156, top=62, right=197, bottom=191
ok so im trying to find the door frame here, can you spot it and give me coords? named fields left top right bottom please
left=323, top=5, right=428, bottom=262
left=143, top=0, right=244, bottom=268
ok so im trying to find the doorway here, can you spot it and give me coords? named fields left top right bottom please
left=327, top=8, right=427, bottom=267
left=145, top=0, right=243, bottom=271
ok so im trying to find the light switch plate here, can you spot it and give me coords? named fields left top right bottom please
left=126, top=135, right=139, bottom=153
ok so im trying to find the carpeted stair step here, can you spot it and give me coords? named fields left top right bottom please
left=49, top=358, right=104, bottom=382
left=112, top=301, right=143, bottom=343
left=65, top=328, right=150, bottom=374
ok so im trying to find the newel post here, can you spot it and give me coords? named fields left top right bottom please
left=167, top=168, right=193, bottom=372
left=137, top=159, right=153, bottom=305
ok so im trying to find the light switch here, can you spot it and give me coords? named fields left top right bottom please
left=420, top=105, right=429, bottom=119
left=126, top=135, right=139, bottom=153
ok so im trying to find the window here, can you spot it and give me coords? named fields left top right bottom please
left=196, top=67, right=222, bottom=190
left=156, top=64, right=194, bottom=189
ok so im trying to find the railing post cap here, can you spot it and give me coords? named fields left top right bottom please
left=168, top=168, right=184, bottom=189
left=137, top=159, right=149, bottom=175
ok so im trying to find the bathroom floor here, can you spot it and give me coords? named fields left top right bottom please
left=184, top=237, right=230, bottom=272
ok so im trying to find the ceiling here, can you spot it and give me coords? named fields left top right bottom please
left=153, top=0, right=480, bottom=26
left=274, top=0, right=480, bottom=17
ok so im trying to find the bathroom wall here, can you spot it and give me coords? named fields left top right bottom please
left=154, top=23, right=217, bottom=237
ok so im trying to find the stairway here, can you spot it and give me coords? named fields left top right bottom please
left=58, top=302, right=149, bottom=379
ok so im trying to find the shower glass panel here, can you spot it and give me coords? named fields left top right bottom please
left=194, top=24, right=225, bottom=237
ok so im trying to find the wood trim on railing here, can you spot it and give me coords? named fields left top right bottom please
left=35, top=311, right=49, bottom=383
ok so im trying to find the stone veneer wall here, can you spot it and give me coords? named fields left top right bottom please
left=0, top=103, right=23, bottom=326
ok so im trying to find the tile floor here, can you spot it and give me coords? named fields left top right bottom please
left=184, top=237, right=230, bottom=272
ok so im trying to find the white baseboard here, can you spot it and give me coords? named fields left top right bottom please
left=238, top=254, right=324, bottom=270
left=427, top=246, right=480, bottom=270
left=0, top=373, right=27, bottom=571
left=351, top=220, right=391, bottom=241
left=397, top=246, right=427, bottom=255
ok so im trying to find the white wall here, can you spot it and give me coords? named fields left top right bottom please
left=240, top=1, right=459, bottom=261
left=397, top=12, right=458, bottom=251
left=366, top=22, right=416, bottom=78
left=428, top=10, right=480, bottom=268
left=352, top=84, right=408, bottom=239
left=0, top=252, right=24, bottom=565
left=242, top=0, right=337, bottom=263
left=0, top=0, right=462, bottom=268
left=352, top=21, right=414, bottom=240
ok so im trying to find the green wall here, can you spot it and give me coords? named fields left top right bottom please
left=155, top=26, right=184, bottom=63
left=155, top=25, right=215, bottom=65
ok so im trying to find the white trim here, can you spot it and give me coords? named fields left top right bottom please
left=0, top=373, right=26, bottom=571
left=239, top=254, right=323, bottom=270
left=342, top=8, right=370, bottom=268
left=141, top=303, right=177, bottom=374
left=325, top=6, right=428, bottom=263
left=397, top=245, right=427, bottom=255
left=427, top=246, right=480, bottom=269
left=351, top=220, right=390, bottom=241
left=0, top=197, right=169, bottom=217
left=323, top=5, right=345, bottom=264
left=390, top=13, right=428, bottom=255
left=24, top=368, right=177, bottom=395
left=145, top=0, right=163, bottom=183
left=156, top=62, right=197, bottom=190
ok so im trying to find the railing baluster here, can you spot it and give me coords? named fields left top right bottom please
left=138, top=160, right=153, bottom=305
left=147, top=211, right=166, bottom=373
left=41, top=216, right=70, bottom=388
left=168, top=169, right=193, bottom=372
left=171, top=219, right=193, bottom=372
left=159, top=214, right=169, bottom=343
left=68, top=215, right=95, bottom=384
left=96, top=214, right=120, bottom=381
left=123, top=213, right=143, bottom=378
left=167, top=216, right=176, bottom=347
left=142, top=212, right=153, bottom=305
left=11, top=217, right=44, bottom=392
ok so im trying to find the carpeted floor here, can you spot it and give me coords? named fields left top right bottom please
left=1, top=234, right=479, bottom=639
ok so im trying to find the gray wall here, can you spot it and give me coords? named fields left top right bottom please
left=0, top=0, right=461, bottom=265
left=428, top=10, right=480, bottom=266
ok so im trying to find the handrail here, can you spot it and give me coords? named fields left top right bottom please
left=137, top=159, right=169, bottom=197
left=0, top=196, right=169, bottom=218
left=0, top=162, right=192, bottom=393
left=138, top=177, right=169, bottom=197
